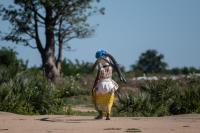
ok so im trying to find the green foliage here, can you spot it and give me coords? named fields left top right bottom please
left=57, top=74, right=90, bottom=98
left=114, top=90, right=153, bottom=117
left=114, top=77, right=200, bottom=116
left=65, top=105, right=73, bottom=115
left=0, top=48, right=92, bottom=115
left=0, top=0, right=104, bottom=81
left=0, top=0, right=103, bottom=46
left=132, top=49, right=168, bottom=73
left=0, top=47, right=27, bottom=83
left=169, top=67, right=200, bottom=75
left=0, top=70, right=63, bottom=115
left=61, top=58, right=93, bottom=76
left=63, top=95, right=92, bottom=106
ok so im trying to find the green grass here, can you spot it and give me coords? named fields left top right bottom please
left=63, top=95, right=93, bottom=106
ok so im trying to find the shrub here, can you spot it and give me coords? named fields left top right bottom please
left=0, top=70, right=63, bottom=115
left=114, top=77, right=200, bottom=116
left=57, top=74, right=90, bottom=98
left=0, top=47, right=27, bottom=83
left=114, top=90, right=153, bottom=116
left=61, top=58, right=93, bottom=76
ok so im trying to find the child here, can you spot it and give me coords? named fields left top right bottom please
left=92, top=49, right=126, bottom=120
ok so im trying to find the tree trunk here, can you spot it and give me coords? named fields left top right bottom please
left=41, top=5, right=61, bottom=82
left=42, top=49, right=61, bottom=82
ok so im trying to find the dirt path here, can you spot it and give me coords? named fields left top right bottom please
left=0, top=112, right=200, bottom=133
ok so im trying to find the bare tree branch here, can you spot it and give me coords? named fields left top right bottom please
left=63, top=36, right=77, bottom=44
left=33, top=9, right=44, bottom=54
left=29, top=1, right=45, bottom=21
left=26, top=44, right=37, bottom=49
left=24, top=30, right=35, bottom=39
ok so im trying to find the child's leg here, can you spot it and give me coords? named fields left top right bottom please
left=106, top=113, right=110, bottom=120
left=105, top=92, right=114, bottom=120
left=95, top=111, right=103, bottom=119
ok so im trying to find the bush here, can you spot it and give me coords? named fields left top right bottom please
left=57, top=74, right=90, bottom=98
left=61, top=58, right=93, bottom=76
left=0, top=70, right=63, bottom=115
left=114, top=90, right=153, bottom=116
left=114, top=77, right=200, bottom=116
left=0, top=47, right=27, bottom=83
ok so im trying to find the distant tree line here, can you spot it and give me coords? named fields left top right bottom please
left=0, top=47, right=94, bottom=78
left=131, top=49, right=200, bottom=75
left=1, top=47, right=199, bottom=79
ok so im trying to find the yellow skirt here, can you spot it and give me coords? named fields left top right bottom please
left=92, top=92, right=114, bottom=114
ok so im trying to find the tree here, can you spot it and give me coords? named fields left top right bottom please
left=0, top=0, right=104, bottom=82
left=132, top=49, right=168, bottom=73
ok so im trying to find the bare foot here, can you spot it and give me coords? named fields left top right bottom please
left=95, top=115, right=103, bottom=120
left=106, top=117, right=110, bottom=120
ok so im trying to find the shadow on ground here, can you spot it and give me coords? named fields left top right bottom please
left=38, top=117, right=96, bottom=123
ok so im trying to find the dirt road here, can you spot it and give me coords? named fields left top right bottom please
left=0, top=112, right=200, bottom=133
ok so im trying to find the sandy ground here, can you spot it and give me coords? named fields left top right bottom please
left=0, top=112, right=200, bottom=133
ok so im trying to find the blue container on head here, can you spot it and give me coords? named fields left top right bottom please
left=95, top=49, right=106, bottom=59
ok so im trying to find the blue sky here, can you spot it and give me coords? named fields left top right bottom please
left=0, top=0, right=200, bottom=70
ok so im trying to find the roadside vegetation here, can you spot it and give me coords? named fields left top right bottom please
left=0, top=47, right=200, bottom=116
